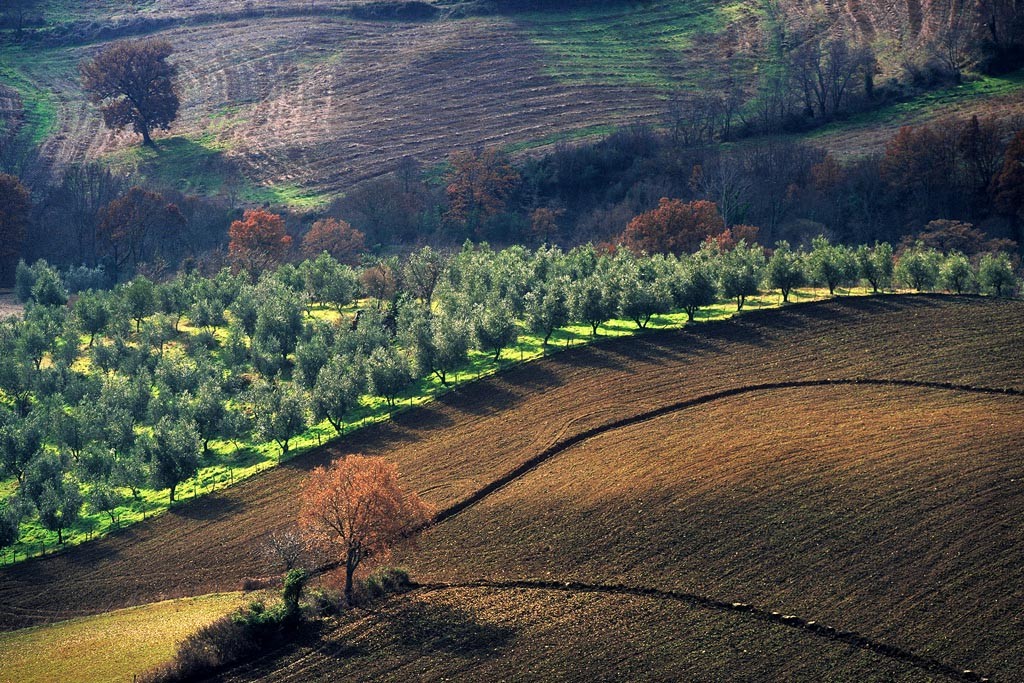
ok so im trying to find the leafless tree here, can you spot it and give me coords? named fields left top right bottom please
left=262, top=528, right=309, bottom=571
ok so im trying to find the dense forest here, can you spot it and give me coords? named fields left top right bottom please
left=2, top=114, right=1023, bottom=287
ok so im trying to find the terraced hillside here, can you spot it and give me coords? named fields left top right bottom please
left=3, top=0, right=1022, bottom=205
left=1, top=295, right=1021, bottom=680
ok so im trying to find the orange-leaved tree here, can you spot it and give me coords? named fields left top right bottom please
left=98, top=186, right=184, bottom=280
left=444, top=147, right=520, bottom=231
left=228, top=209, right=292, bottom=275
left=301, top=217, right=365, bottom=265
left=299, top=455, right=434, bottom=605
left=620, top=198, right=725, bottom=255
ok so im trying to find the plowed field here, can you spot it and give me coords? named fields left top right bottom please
left=1, top=295, right=1022, bottom=680
left=4, top=0, right=1023, bottom=203
left=216, top=587, right=950, bottom=682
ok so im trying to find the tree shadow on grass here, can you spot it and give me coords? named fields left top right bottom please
left=382, top=599, right=518, bottom=656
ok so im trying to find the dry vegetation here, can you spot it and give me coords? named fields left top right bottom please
left=1, top=295, right=1022, bottom=680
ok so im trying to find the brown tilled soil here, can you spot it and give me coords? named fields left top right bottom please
left=405, top=384, right=1024, bottom=679
left=216, top=587, right=943, bottom=683
left=29, top=15, right=676, bottom=196
left=0, top=295, right=1021, bottom=642
left=13, top=0, right=1021, bottom=200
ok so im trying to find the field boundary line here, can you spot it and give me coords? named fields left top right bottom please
left=407, top=579, right=994, bottom=683
left=432, top=378, right=1024, bottom=525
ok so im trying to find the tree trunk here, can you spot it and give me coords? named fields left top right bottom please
left=141, top=125, right=154, bottom=147
left=344, top=548, right=358, bottom=606
left=169, top=484, right=176, bottom=503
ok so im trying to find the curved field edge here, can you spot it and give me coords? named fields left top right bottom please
left=409, top=582, right=989, bottom=683
left=0, top=294, right=1021, bottom=631
left=405, top=383, right=1024, bottom=679
left=0, top=287, right=862, bottom=564
left=215, top=586, right=968, bottom=683
left=431, top=378, right=1024, bottom=527
left=26, top=384, right=1013, bottom=683
left=4, top=2, right=1024, bottom=203
left=0, top=592, right=244, bottom=683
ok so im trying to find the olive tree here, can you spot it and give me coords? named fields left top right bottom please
left=766, top=241, right=806, bottom=302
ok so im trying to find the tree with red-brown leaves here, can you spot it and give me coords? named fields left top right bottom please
left=530, top=206, right=563, bottom=245
left=880, top=125, right=958, bottom=204
left=299, top=455, right=433, bottom=605
left=359, top=260, right=397, bottom=311
left=300, top=217, right=365, bottom=265
left=0, top=173, right=30, bottom=286
left=228, top=209, right=292, bottom=275
left=80, top=39, right=179, bottom=147
left=98, top=186, right=184, bottom=280
left=620, top=198, right=726, bottom=256
left=444, top=148, right=520, bottom=233
left=992, top=128, right=1024, bottom=222
left=710, top=224, right=760, bottom=251
left=906, top=219, right=1015, bottom=256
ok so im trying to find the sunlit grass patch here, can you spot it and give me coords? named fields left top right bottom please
left=0, top=592, right=244, bottom=683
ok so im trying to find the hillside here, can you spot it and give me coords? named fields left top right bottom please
left=2, top=0, right=1022, bottom=206
left=1, top=295, right=1022, bottom=680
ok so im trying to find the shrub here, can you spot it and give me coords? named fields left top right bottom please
left=139, top=599, right=289, bottom=683
left=62, top=264, right=111, bottom=293
left=356, top=567, right=413, bottom=604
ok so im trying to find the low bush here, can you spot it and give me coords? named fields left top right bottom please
left=139, top=598, right=290, bottom=683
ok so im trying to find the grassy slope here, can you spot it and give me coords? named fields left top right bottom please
left=0, top=592, right=243, bottom=683
left=3, top=0, right=1022, bottom=205
left=1, top=295, right=1021, bottom=680
left=810, top=70, right=1024, bottom=158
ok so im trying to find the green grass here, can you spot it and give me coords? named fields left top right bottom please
left=518, top=0, right=760, bottom=89
left=102, top=135, right=331, bottom=211
left=503, top=123, right=619, bottom=154
left=0, top=592, right=244, bottom=683
left=240, top=182, right=332, bottom=211
left=0, top=47, right=61, bottom=145
left=0, top=286, right=883, bottom=565
left=809, top=69, right=1024, bottom=140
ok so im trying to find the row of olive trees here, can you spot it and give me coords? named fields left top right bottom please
left=1, top=239, right=1019, bottom=551
left=767, top=238, right=1018, bottom=300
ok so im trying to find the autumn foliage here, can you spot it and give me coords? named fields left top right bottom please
left=993, top=129, right=1024, bottom=221
left=98, top=187, right=184, bottom=277
left=79, top=39, right=179, bottom=146
left=228, top=209, right=292, bottom=274
left=301, top=217, right=366, bottom=264
left=299, top=455, right=433, bottom=604
left=445, top=147, right=520, bottom=229
left=620, top=198, right=726, bottom=255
